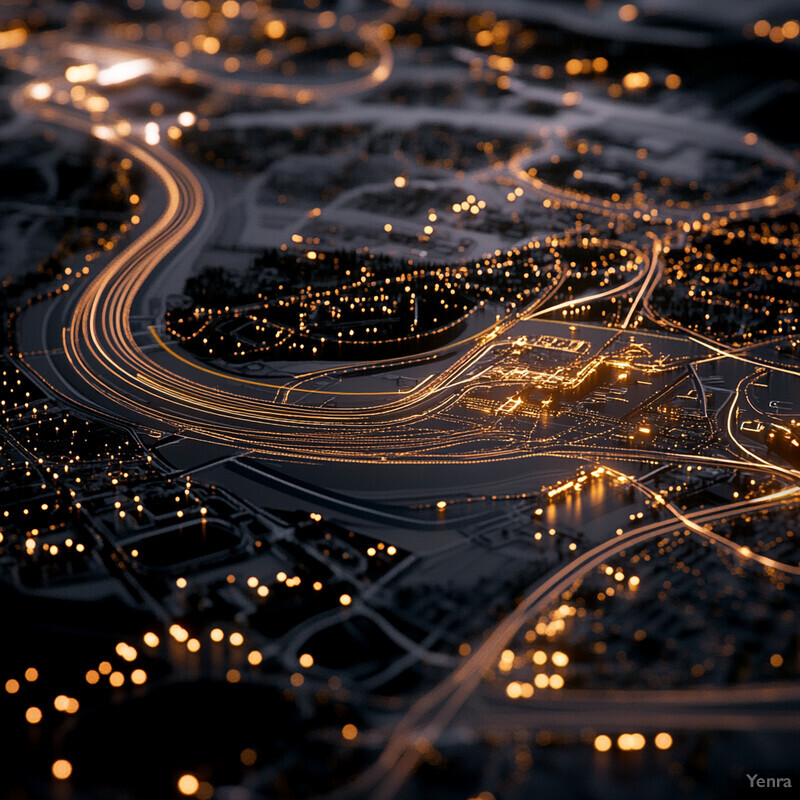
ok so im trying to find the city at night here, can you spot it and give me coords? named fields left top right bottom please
left=1, top=1, right=799, bottom=798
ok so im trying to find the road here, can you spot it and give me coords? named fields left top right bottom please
left=343, top=487, right=800, bottom=800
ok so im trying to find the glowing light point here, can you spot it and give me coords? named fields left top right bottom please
left=52, top=760, right=72, bottom=780
left=654, top=732, right=673, bottom=750
left=178, top=774, right=200, bottom=796
left=594, top=734, right=612, bottom=752
left=342, top=723, right=358, bottom=740
left=29, top=82, right=53, bottom=101
left=144, top=122, right=160, bottom=146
